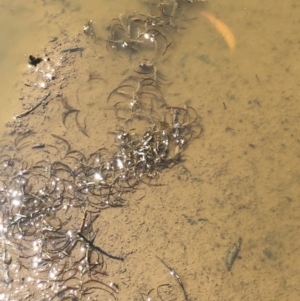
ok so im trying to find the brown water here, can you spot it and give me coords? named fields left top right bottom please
left=0, top=0, right=300, bottom=300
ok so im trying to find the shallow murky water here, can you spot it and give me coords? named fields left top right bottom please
left=0, top=0, right=300, bottom=300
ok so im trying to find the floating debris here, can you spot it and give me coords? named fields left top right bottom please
left=14, top=92, right=51, bottom=119
left=0, top=0, right=208, bottom=299
left=28, top=55, right=43, bottom=67
left=225, top=237, right=242, bottom=271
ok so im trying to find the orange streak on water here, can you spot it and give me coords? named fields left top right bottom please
left=200, top=11, right=236, bottom=50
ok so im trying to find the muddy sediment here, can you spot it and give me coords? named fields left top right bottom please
left=0, top=1, right=204, bottom=300
left=2, top=0, right=300, bottom=300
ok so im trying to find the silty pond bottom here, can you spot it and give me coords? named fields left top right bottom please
left=1, top=0, right=300, bottom=300
left=0, top=1, right=204, bottom=300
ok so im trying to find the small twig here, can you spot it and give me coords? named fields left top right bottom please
left=156, top=256, right=189, bottom=301
left=77, top=232, right=124, bottom=262
left=78, top=210, right=124, bottom=261
left=61, top=47, right=84, bottom=53
left=79, top=209, right=89, bottom=233
left=14, top=92, right=51, bottom=119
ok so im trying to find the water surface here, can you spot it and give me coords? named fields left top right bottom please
left=0, top=0, right=299, bottom=300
